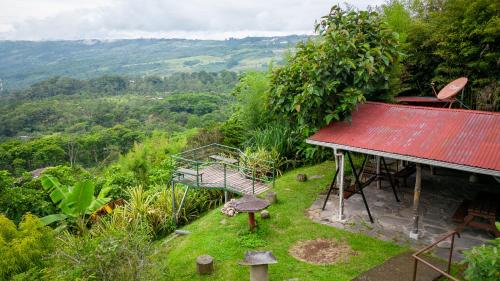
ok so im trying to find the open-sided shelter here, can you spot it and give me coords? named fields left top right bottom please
left=306, top=102, right=500, bottom=239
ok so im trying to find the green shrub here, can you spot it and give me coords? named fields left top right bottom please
left=232, top=72, right=272, bottom=131
left=0, top=214, right=54, bottom=280
left=0, top=186, right=56, bottom=224
left=462, top=223, right=500, bottom=281
left=45, top=218, right=154, bottom=281
left=462, top=239, right=499, bottom=281
left=0, top=170, right=56, bottom=223
left=240, top=147, right=282, bottom=178
left=244, top=122, right=300, bottom=169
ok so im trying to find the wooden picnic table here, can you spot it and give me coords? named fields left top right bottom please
left=456, top=192, right=500, bottom=237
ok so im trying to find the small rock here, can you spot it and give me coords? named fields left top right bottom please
left=296, top=174, right=307, bottom=182
left=221, top=199, right=238, bottom=217
left=261, top=210, right=270, bottom=219
left=266, top=192, right=277, bottom=204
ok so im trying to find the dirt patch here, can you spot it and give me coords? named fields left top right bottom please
left=289, top=238, right=356, bottom=265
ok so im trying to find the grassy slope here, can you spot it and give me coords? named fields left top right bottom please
left=160, top=161, right=405, bottom=280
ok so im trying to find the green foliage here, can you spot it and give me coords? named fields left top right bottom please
left=0, top=214, right=54, bottom=280
left=237, top=228, right=267, bottom=248
left=269, top=5, right=401, bottom=140
left=220, top=116, right=247, bottom=147
left=231, top=72, right=272, bottom=130
left=40, top=175, right=111, bottom=231
left=389, top=0, right=499, bottom=110
left=0, top=170, right=57, bottom=224
left=244, top=123, right=300, bottom=170
left=381, top=1, right=412, bottom=43
left=462, top=237, right=500, bottom=281
left=101, top=133, right=180, bottom=199
left=241, top=147, right=282, bottom=178
left=0, top=170, right=14, bottom=189
left=40, top=175, right=224, bottom=279
left=185, top=127, right=224, bottom=149
left=45, top=218, right=154, bottom=281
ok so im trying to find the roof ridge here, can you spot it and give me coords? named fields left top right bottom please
left=364, top=101, right=500, bottom=116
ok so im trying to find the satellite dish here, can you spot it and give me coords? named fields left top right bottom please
left=437, top=77, right=468, bottom=100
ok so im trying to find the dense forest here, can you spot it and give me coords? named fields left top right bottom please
left=0, top=1, right=498, bottom=280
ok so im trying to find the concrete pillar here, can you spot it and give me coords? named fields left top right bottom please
left=250, top=264, right=269, bottom=281
left=410, top=163, right=422, bottom=239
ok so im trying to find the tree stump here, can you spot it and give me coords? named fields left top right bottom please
left=196, top=255, right=214, bottom=275
left=265, top=192, right=277, bottom=204
left=296, top=174, right=307, bottom=182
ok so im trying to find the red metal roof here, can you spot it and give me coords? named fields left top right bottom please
left=307, top=102, right=500, bottom=176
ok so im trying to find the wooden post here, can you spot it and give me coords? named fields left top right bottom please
left=376, top=156, right=381, bottom=189
left=410, top=163, right=422, bottom=239
left=171, top=181, right=176, bottom=224
left=249, top=212, right=256, bottom=231
left=196, top=255, right=214, bottom=275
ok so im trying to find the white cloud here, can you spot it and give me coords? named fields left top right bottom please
left=0, top=0, right=385, bottom=40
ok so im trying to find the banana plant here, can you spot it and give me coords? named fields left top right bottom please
left=40, top=175, right=111, bottom=232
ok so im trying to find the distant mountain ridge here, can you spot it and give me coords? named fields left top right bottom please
left=0, top=35, right=309, bottom=90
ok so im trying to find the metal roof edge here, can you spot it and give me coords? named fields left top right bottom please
left=306, top=139, right=500, bottom=177
left=365, top=101, right=500, bottom=116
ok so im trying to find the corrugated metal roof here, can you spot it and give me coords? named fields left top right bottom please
left=307, top=102, right=500, bottom=176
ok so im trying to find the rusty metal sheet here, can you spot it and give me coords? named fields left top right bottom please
left=308, top=102, right=500, bottom=173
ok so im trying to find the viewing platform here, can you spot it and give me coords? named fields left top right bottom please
left=171, top=144, right=276, bottom=195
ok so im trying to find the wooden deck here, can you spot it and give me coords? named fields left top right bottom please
left=175, top=164, right=271, bottom=195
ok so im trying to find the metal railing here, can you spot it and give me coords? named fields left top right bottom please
left=171, top=143, right=276, bottom=194
left=412, top=230, right=461, bottom=281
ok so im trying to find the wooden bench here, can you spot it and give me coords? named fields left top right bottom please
left=457, top=192, right=500, bottom=237
left=177, top=168, right=204, bottom=182
left=209, top=155, right=238, bottom=165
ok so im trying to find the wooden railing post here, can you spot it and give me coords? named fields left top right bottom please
left=196, top=162, right=200, bottom=188
left=252, top=168, right=255, bottom=194
left=224, top=163, right=227, bottom=188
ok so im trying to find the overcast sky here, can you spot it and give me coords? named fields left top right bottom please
left=0, top=0, right=385, bottom=40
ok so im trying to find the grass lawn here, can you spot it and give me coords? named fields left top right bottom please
left=159, top=161, right=406, bottom=280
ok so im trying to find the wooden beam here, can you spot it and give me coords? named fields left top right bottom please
left=410, top=163, right=422, bottom=239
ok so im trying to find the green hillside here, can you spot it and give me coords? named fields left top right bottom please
left=0, top=36, right=307, bottom=90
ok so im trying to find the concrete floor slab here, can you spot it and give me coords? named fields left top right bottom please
left=307, top=166, right=499, bottom=261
